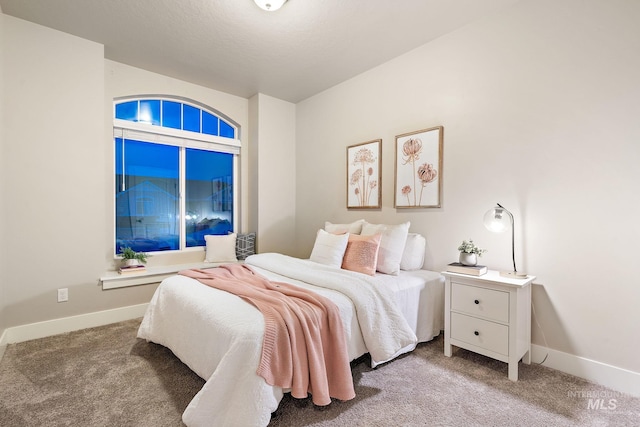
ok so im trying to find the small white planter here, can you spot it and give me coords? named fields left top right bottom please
left=459, top=252, right=478, bottom=266
left=124, top=259, right=140, bottom=267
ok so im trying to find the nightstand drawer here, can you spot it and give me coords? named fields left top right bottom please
left=451, top=283, right=509, bottom=323
left=450, top=312, right=509, bottom=355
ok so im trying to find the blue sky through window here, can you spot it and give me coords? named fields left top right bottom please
left=115, top=98, right=235, bottom=139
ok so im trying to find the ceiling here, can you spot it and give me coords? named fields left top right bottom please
left=0, top=0, right=519, bottom=103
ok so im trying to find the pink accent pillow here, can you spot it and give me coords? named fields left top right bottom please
left=341, top=233, right=382, bottom=276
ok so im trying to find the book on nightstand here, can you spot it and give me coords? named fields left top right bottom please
left=446, top=262, right=488, bottom=276
left=118, top=265, right=147, bottom=274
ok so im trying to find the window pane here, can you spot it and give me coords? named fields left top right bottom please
left=115, top=101, right=138, bottom=121
left=185, top=148, right=233, bottom=247
left=162, top=101, right=181, bottom=129
left=139, top=100, right=161, bottom=126
left=202, top=111, right=219, bottom=136
left=115, top=139, right=179, bottom=253
left=220, top=120, right=235, bottom=138
left=183, top=104, right=200, bottom=133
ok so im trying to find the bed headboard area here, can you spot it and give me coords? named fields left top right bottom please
left=312, top=220, right=426, bottom=276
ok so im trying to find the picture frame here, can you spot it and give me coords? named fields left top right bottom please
left=347, top=139, right=381, bottom=209
left=394, top=126, right=443, bottom=208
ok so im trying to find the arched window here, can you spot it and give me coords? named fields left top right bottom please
left=114, top=96, right=240, bottom=255
left=114, top=98, right=237, bottom=139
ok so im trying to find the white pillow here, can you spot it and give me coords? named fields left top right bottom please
left=324, top=219, right=365, bottom=235
left=400, top=233, right=426, bottom=270
left=360, top=221, right=410, bottom=275
left=309, top=229, right=349, bottom=268
left=205, top=233, right=238, bottom=263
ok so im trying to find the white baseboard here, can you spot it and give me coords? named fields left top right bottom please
left=0, top=303, right=149, bottom=348
left=532, top=344, right=640, bottom=398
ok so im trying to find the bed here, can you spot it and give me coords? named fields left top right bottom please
left=137, top=221, right=444, bottom=427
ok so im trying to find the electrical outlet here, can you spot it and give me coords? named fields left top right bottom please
left=57, top=288, right=69, bottom=303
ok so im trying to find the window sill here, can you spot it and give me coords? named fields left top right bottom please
left=100, top=261, right=240, bottom=290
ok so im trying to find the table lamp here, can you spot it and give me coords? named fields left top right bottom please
left=483, top=203, right=527, bottom=279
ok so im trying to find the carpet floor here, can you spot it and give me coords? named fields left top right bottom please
left=0, top=319, right=638, bottom=426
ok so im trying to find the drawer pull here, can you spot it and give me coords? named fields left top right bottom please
left=474, top=331, right=480, bottom=336
left=474, top=299, right=480, bottom=305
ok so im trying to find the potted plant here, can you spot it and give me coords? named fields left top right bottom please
left=120, top=246, right=149, bottom=267
left=457, top=239, right=486, bottom=266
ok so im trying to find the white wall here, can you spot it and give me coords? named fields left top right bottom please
left=0, top=15, right=250, bottom=330
left=0, top=11, right=7, bottom=348
left=1, top=15, right=112, bottom=328
left=105, top=60, right=250, bottom=267
left=249, top=93, right=296, bottom=254
left=296, top=0, right=640, bottom=385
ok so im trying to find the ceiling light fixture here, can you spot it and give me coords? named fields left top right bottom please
left=253, top=0, right=287, bottom=11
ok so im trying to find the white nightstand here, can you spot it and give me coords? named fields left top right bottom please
left=442, top=270, right=536, bottom=381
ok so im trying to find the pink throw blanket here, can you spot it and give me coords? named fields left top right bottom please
left=179, top=264, right=356, bottom=406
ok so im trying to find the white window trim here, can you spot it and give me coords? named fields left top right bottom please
left=113, top=119, right=241, bottom=154
left=100, top=260, right=243, bottom=289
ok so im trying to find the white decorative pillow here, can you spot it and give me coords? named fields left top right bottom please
left=205, top=233, right=238, bottom=263
left=309, top=229, right=349, bottom=268
left=324, top=219, right=365, bottom=235
left=360, top=221, right=410, bottom=275
left=400, top=233, right=426, bottom=270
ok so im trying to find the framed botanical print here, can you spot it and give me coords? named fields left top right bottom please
left=347, top=139, right=381, bottom=209
left=394, top=126, right=443, bottom=208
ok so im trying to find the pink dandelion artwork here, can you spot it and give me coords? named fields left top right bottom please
left=394, top=126, right=443, bottom=208
left=347, top=140, right=381, bottom=209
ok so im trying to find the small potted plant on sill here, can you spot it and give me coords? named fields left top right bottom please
left=457, top=239, right=486, bottom=266
left=120, top=246, right=149, bottom=267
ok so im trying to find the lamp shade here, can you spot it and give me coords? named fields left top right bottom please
left=483, top=205, right=511, bottom=233
left=254, top=0, right=287, bottom=11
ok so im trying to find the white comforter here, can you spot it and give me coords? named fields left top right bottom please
left=247, top=253, right=418, bottom=366
left=137, top=253, right=441, bottom=427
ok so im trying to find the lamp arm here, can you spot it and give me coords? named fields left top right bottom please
left=497, top=203, right=517, bottom=273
